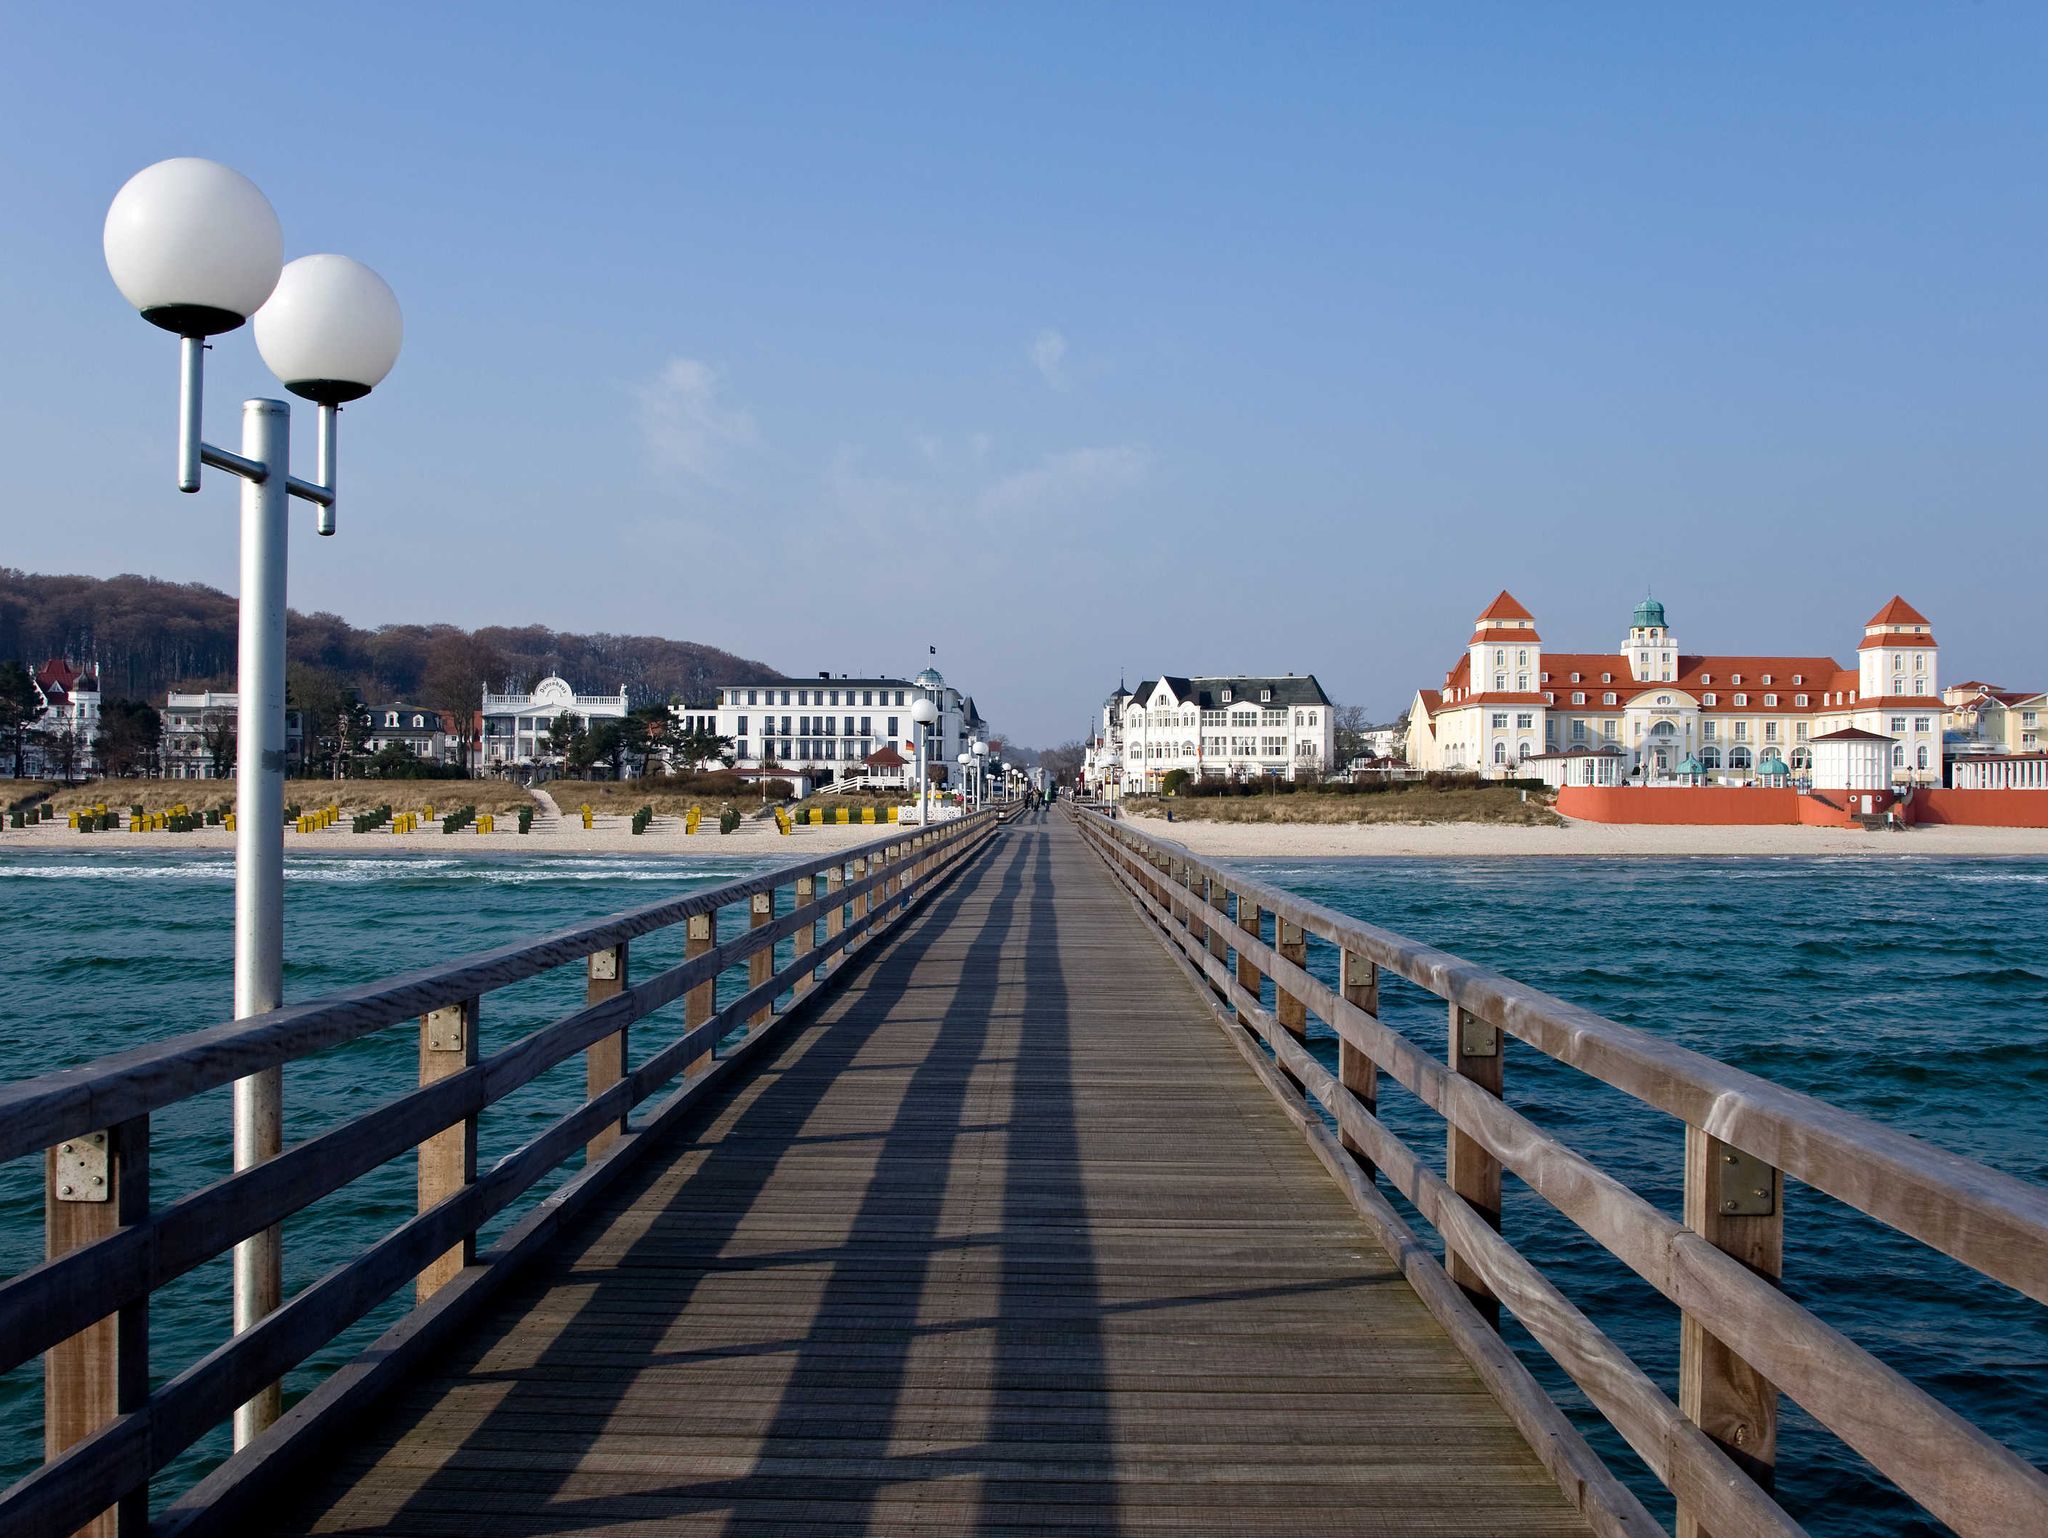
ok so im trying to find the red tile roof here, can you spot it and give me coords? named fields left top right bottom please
left=1476, top=590, right=1535, bottom=622
left=1468, top=626, right=1544, bottom=643
left=1866, top=595, right=1931, bottom=627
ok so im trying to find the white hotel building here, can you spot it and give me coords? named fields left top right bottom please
left=480, top=676, right=631, bottom=775
left=1406, top=592, right=1948, bottom=786
left=1087, top=675, right=1336, bottom=796
left=707, top=667, right=984, bottom=787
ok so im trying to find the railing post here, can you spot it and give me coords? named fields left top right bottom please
left=1234, top=891, right=1262, bottom=1013
left=1274, top=916, right=1308, bottom=1057
left=1678, top=1128, right=1783, bottom=1538
left=748, top=890, right=774, bottom=1031
left=417, top=998, right=479, bottom=1301
left=45, top=1115, right=149, bottom=1537
left=850, top=856, right=870, bottom=936
left=585, top=942, right=629, bottom=1162
left=1205, top=871, right=1229, bottom=983
left=823, top=864, right=845, bottom=971
left=686, top=912, right=715, bottom=1075
left=1446, top=1003, right=1503, bottom=1326
left=1338, top=950, right=1379, bottom=1182
left=793, top=874, right=816, bottom=995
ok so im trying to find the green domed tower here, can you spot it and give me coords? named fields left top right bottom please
left=1624, top=592, right=1677, bottom=682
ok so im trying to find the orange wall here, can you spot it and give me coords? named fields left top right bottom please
left=1910, top=789, right=2048, bottom=828
left=1555, top=786, right=1801, bottom=825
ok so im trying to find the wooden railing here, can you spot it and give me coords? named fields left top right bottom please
left=1073, top=807, right=2048, bottom=1538
left=0, top=806, right=1016, bottom=1538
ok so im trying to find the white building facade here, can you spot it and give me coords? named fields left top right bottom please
left=706, top=667, right=984, bottom=789
left=161, top=690, right=306, bottom=780
left=1103, top=675, right=1335, bottom=795
left=480, top=676, right=630, bottom=775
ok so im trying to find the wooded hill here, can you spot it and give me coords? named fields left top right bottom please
left=0, top=568, right=778, bottom=708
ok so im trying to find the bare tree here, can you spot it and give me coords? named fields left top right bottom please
left=1037, top=740, right=1087, bottom=787
left=199, top=708, right=236, bottom=779
left=1332, top=704, right=1371, bottom=766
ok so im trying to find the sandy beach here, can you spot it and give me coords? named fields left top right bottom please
left=1116, top=812, right=2048, bottom=858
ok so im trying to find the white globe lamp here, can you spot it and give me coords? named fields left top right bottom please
left=910, top=698, right=938, bottom=728
left=255, top=254, right=403, bottom=403
left=104, top=158, right=283, bottom=336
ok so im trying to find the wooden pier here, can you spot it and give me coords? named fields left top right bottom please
left=2, top=805, right=2044, bottom=1536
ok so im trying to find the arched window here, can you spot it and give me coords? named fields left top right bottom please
left=1892, top=746, right=1905, bottom=768
left=1916, top=745, right=1929, bottom=770
left=1729, top=746, right=1753, bottom=770
left=1493, top=741, right=1507, bottom=764
left=1699, top=746, right=1722, bottom=769
left=1790, top=748, right=1811, bottom=771
left=1518, top=741, right=1533, bottom=760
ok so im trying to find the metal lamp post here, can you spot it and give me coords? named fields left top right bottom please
left=910, top=697, right=939, bottom=825
left=956, top=751, right=970, bottom=814
left=105, top=158, right=403, bottom=1448
left=971, top=738, right=987, bottom=811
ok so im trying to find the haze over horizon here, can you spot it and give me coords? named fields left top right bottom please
left=3, top=4, right=2044, bottom=746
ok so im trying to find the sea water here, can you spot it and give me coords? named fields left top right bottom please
left=0, top=847, right=2042, bottom=1534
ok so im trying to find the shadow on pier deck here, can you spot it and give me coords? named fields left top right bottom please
left=266, top=814, right=1588, bottom=1536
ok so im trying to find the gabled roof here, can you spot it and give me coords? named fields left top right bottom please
left=865, top=744, right=907, bottom=768
left=1811, top=727, right=1895, bottom=743
left=1128, top=675, right=1334, bottom=710
left=1477, top=590, right=1535, bottom=622
left=1866, top=596, right=1931, bottom=627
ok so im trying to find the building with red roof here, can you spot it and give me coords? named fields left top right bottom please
left=1406, top=594, right=1949, bottom=786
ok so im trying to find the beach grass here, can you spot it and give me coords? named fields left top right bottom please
left=1123, top=785, right=1561, bottom=826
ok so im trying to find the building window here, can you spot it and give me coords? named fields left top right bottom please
left=1493, top=741, right=1507, bottom=764
left=1734, top=722, right=1749, bottom=742
left=1890, top=716, right=1907, bottom=732
left=1794, top=694, right=1808, bottom=707
left=1494, top=650, right=1505, bottom=666
left=1494, top=674, right=1506, bottom=691
left=1602, top=672, right=1612, bottom=684
left=1913, top=716, right=1929, bottom=731
left=1731, top=674, right=1743, bottom=685
left=1603, top=692, right=1616, bottom=706
left=1571, top=692, right=1585, bottom=705
left=1892, top=746, right=1905, bottom=768
left=1795, top=723, right=1808, bottom=742
left=1733, top=694, right=1747, bottom=707
left=1703, top=720, right=1718, bottom=739
left=1570, top=672, right=1581, bottom=683
left=1515, top=713, right=1533, bottom=729
left=1761, top=674, right=1773, bottom=686
left=1764, top=694, right=1777, bottom=708
left=1764, top=722, right=1779, bottom=742
left=1703, top=693, right=1717, bottom=706
left=1491, top=713, right=1508, bottom=728
left=1517, top=650, right=1528, bottom=666
left=1916, top=745, right=1929, bottom=770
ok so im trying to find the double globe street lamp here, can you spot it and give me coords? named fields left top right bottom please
left=105, top=156, right=403, bottom=1445
left=909, top=696, right=939, bottom=825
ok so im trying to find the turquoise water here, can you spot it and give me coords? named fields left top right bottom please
left=1233, top=854, right=2048, bottom=1538
left=1, top=847, right=2043, bottom=1534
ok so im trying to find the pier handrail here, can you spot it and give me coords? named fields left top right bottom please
left=1073, top=806, right=2048, bottom=1538
left=0, top=805, right=1015, bottom=1538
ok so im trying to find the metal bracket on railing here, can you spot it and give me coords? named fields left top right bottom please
left=588, top=950, right=620, bottom=982
left=1457, top=1012, right=1500, bottom=1058
left=54, top=1130, right=110, bottom=1202
left=425, top=1005, right=467, bottom=1053
left=1716, top=1146, right=1776, bottom=1216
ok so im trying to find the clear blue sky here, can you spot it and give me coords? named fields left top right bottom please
left=3, top=3, right=2044, bottom=745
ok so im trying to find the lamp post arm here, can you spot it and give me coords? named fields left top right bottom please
left=176, top=338, right=339, bottom=529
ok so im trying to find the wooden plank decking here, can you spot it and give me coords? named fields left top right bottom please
left=264, top=812, right=1593, bottom=1537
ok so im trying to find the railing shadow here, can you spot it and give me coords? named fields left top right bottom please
left=280, top=813, right=1123, bottom=1534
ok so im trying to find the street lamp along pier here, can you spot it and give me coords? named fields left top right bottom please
left=104, top=156, right=403, bottom=1448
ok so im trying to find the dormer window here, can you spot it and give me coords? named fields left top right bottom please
left=1260, top=688, right=1272, bottom=703
left=1795, top=694, right=1808, bottom=707
left=1762, top=674, right=1773, bottom=685
left=1792, top=674, right=1803, bottom=685
left=1601, top=672, right=1612, bottom=684
left=1734, top=693, right=1748, bottom=707
left=1703, top=693, right=1717, bottom=706
left=384, top=712, right=398, bottom=727
left=1570, top=671, right=1581, bottom=683
left=1764, top=694, right=1777, bottom=707
left=1221, top=689, right=1232, bottom=703
left=1731, top=673, right=1743, bottom=685
left=1701, top=673, right=1713, bottom=685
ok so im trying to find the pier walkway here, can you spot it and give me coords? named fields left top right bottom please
left=5, top=803, right=2043, bottom=1538
left=264, top=812, right=1587, bottom=1536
